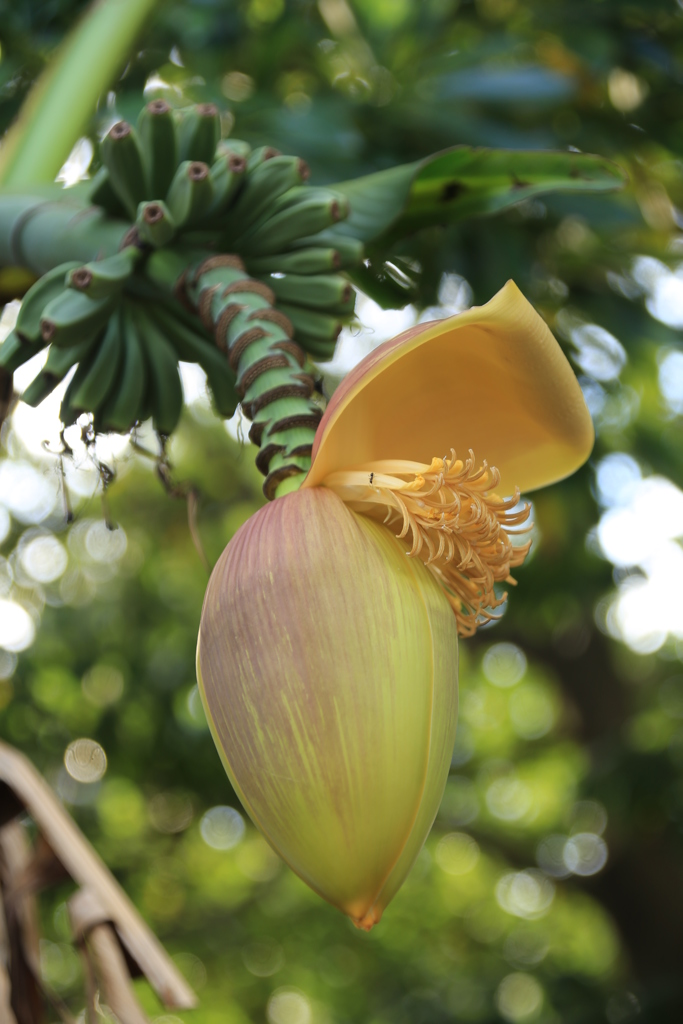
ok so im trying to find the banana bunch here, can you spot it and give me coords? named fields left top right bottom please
left=87, top=100, right=362, bottom=362
left=1, top=247, right=238, bottom=436
left=0, top=99, right=363, bottom=485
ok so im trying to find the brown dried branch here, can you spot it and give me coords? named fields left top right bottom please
left=0, top=822, right=45, bottom=1024
left=70, top=888, right=150, bottom=1024
left=0, top=742, right=196, bottom=1010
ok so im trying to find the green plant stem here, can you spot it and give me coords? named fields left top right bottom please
left=183, top=255, right=319, bottom=498
left=0, top=195, right=130, bottom=274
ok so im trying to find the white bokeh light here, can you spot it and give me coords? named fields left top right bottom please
left=646, top=267, right=683, bottom=328
left=0, top=506, right=10, bottom=545
left=19, top=533, right=68, bottom=583
left=200, top=806, right=245, bottom=850
left=570, top=323, right=627, bottom=382
left=659, top=349, right=683, bottom=415
left=55, top=137, right=93, bottom=187
left=496, top=870, right=555, bottom=920
left=598, top=476, right=683, bottom=567
left=0, top=460, right=59, bottom=524
left=595, top=456, right=683, bottom=652
left=0, top=599, right=35, bottom=652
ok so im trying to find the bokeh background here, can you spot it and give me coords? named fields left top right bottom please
left=2, top=0, right=683, bottom=1021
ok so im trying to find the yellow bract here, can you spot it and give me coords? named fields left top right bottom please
left=304, top=280, right=594, bottom=498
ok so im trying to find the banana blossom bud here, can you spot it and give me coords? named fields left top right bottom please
left=197, top=281, right=594, bottom=929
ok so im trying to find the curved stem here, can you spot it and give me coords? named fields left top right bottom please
left=183, top=254, right=320, bottom=498
left=0, top=194, right=130, bottom=273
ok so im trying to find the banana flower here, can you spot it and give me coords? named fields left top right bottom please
left=197, top=281, right=593, bottom=929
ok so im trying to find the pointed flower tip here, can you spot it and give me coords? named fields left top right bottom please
left=352, top=907, right=382, bottom=932
left=305, top=279, right=594, bottom=498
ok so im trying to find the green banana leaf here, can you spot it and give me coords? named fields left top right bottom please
left=329, top=146, right=627, bottom=245
left=0, top=0, right=162, bottom=189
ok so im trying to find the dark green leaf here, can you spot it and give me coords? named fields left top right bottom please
left=329, top=147, right=627, bottom=245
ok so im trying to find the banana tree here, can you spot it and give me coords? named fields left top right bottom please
left=0, top=0, right=624, bottom=941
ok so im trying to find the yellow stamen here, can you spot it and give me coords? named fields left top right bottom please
left=322, top=450, right=533, bottom=638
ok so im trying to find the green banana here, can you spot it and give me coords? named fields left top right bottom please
left=136, top=201, right=176, bottom=247
left=176, top=103, right=221, bottom=165
left=137, top=99, right=178, bottom=199
left=290, top=230, right=365, bottom=268
left=150, top=303, right=238, bottom=418
left=88, top=167, right=129, bottom=219
left=97, top=306, right=147, bottom=432
left=21, top=334, right=101, bottom=407
left=40, top=289, right=115, bottom=348
left=66, top=247, right=140, bottom=300
left=217, top=138, right=251, bottom=160
left=16, top=262, right=81, bottom=342
left=21, top=373, right=59, bottom=408
left=258, top=272, right=353, bottom=311
left=0, top=330, right=38, bottom=372
left=133, top=306, right=184, bottom=434
left=45, top=335, right=99, bottom=378
left=245, top=248, right=342, bottom=275
left=276, top=303, right=343, bottom=343
left=166, top=160, right=214, bottom=227
left=221, top=155, right=310, bottom=235
left=262, top=185, right=347, bottom=219
left=206, top=153, right=247, bottom=218
left=246, top=145, right=281, bottom=171
left=101, top=121, right=149, bottom=218
left=291, top=331, right=339, bottom=361
left=69, top=312, right=124, bottom=413
left=237, top=194, right=347, bottom=256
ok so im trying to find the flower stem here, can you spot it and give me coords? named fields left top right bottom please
left=183, top=254, right=320, bottom=498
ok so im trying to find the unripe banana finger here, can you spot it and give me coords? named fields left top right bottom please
left=138, top=98, right=178, bottom=199
left=245, top=248, right=342, bottom=276
left=221, top=155, right=310, bottom=236
left=176, top=103, right=221, bottom=165
left=206, top=153, right=248, bottom=218
left=44, top=334, right=99, bottom=377
left=166, top=160, right=214, bottom=228
left=276, top=303, right=343, bottom=343
left=40, top=289, right=114, bottom=348
left=292, top=331, right=339, bottom=361
left=289, top=230, right=365, bottom=268
left=236, top=195, right=347, bottom=256
left=133, top=306, right=184, bottom=435
left=150, top=303, right=238, bottom=418
left=265, top=186, right=348, bottom=220
left=0, top=330, right=40, bottom=372
left=23, top=332, right=102, bottom=406
left=136, top=201, right=177, bottom=247
left=67, top=247, right=141, bottom=300
left=21, top=372, right=60, bottom=407
left=16, top=262, right=81, bottom=342
left=88, top=167, right=129, bottom=219
left=101, top=121, right=149, bottom=218
left=98, top=306, right=147, bottom=432
left=216, top=138, right=251, bottom=160
left=259, top=272, right=353, bottom=311
left=69, top=313, right=124, bottom=412
left=246, top=145, right=281, bottom=171
left=23, top=331, right=102, bottom=403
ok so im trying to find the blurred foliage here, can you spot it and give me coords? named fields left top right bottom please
left=2, top=0, right=683, bottom=1021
